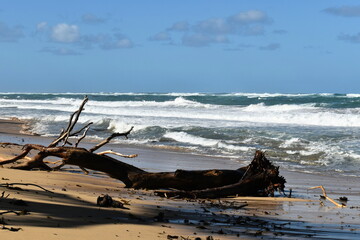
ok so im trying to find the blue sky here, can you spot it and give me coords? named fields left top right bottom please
left=1, top=1, right=360, bottom=93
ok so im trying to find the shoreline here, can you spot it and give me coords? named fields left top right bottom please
left=1, top=118, right=360, bottom=239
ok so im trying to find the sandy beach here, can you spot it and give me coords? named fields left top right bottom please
left=1, top=119, right=360, bottom=239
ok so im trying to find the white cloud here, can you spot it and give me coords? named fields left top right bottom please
left=195, top=18, right=231, bottom=35
left=116, top=38, right=133, bottom=48
left=51, top=23, right=80, bottom=43
left=230, top=10, right=270, bottom=24
left=323, top=6, right=360, bottom=17
left=149, top=32, right=171, bottom=41
left=35, top=19, right=135, bottom=54
left=101, top=34, right=134, bottom=49
left=162, top=10, right=271, bottom=47
left=0, top=21, right=24, bottom=42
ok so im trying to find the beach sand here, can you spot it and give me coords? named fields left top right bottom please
left=1, top=119, right=360, bottom=239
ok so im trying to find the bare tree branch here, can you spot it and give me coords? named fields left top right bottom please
left=97, top=150, right=138, bottom=158
left=89, top=126, right=134, bottom=153
left=74, top=124, right=92, bottom=147
left=0, top=145, right=33, bottom=165
left=71, top=122, right=93, bottom=137
left=49, top=96, right=88, bottom=147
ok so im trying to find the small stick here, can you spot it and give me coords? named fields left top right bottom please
left=89, top=127, right=134, bottom=153
left=75, top=124, right=92, bottom=147
left=1, top=191, right=10, bottom=199
left=309, top=185, right=344, bottom=208
left=0, top=183, right=54, bottom=194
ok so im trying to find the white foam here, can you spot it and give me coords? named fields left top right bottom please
left=85, top=96, right=212, bottom=109
left=224, top=93, right=329, bottom=98
left=107, top=119, right=147, bottom=133
left=346, top=93, right=360, bottom=98
left=242, top=103, right=316, bottom=112
left=280, top=138, right=301, bottom=148
left=163, top=131, right=252, bottom=152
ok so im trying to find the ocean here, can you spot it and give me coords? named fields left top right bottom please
left=1, top=92, right=360, bottom=177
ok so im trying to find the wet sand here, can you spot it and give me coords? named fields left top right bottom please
left=1, top=118, right=360, bottom=239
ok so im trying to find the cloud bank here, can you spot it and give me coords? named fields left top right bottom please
left=151, top=10, right=272, bottom=47
left=35, top=14, right=134, bottom=55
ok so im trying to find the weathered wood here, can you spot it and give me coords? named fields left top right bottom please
left=89, top=127, right=134, bottom=153
left=155, top=151, right=286, bottom=198
left=49, top=96, right=89, bottom=147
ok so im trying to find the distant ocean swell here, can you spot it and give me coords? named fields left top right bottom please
left=1, top=92, right=360, bottom=176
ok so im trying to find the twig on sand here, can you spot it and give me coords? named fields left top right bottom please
left=1, top=191, right=10, bottom=199
left=0, top=225, right=22, bottom=232
left=309, top=185, right=344, bottom=208
left=0, top=183, right=54, bottom=194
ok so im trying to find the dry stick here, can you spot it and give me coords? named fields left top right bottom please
left=0, top=146, right=33, bottom=165
left=89, top=126, right=134, bottom=153
left=97, top=150, right=138, bottom=158
left=309, top=185, right=344, bottom=208
left=49, top=96, right=88, bottom=147
left=71, top=122, right=93, bottom=137
left=74, top=124, right=92, bottom=148
left=62, top=97, right=89, bottom=145
left=1, top=191, right=10, bottom=199
left=53, top=111, right=78, bottom=146
left=0, top=183, right=54, bottom=194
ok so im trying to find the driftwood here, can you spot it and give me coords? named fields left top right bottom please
left=0, top=97, right=286, bottom=198
left=309, top=186, right=345, bottom=208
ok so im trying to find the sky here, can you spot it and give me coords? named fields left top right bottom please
left=1, top=0, right=360, bottom=93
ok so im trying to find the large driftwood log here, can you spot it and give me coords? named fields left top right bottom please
left=0, top=97, right=286, bottom=198
left=154, top=151, right=285, bottom=198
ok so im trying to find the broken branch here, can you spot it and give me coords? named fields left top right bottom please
left=74, top=124, right=92, bottom=147
left=89, top=126, right=134, bottom=152
left=309, top=186, right=344, bottom=208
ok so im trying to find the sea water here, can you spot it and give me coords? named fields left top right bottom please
left=1, top=92, right=360, bottom=176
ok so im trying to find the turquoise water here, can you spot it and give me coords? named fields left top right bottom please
left=1, top=92, right=360, bottom=176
